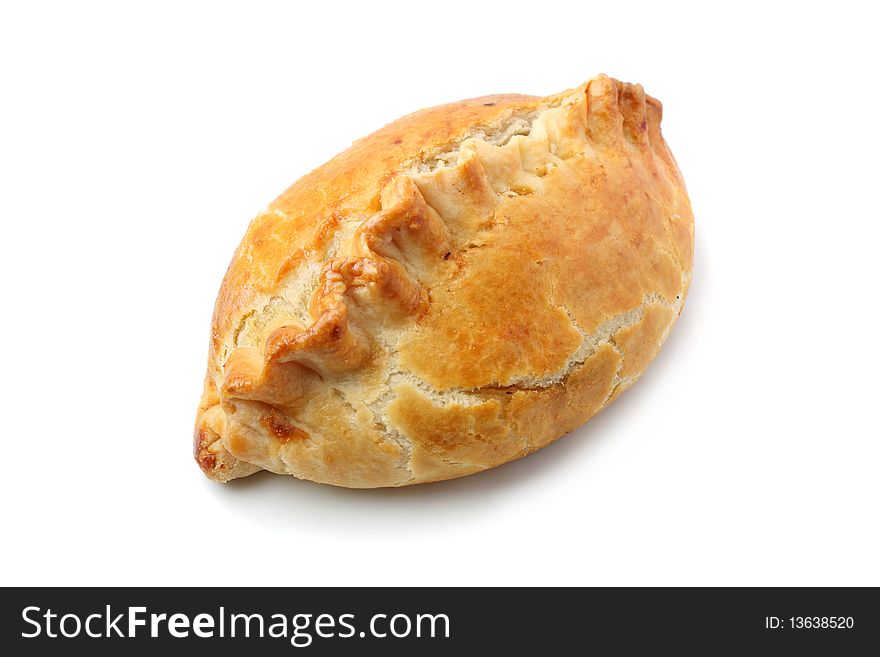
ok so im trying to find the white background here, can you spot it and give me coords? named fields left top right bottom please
left=1, top=1, right=877, bottom=587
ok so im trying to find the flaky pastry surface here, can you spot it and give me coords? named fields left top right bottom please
left=195, top=75, right=694, bottom=487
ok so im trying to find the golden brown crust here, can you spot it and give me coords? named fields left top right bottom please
left=194, top=75, right=694, bottom=487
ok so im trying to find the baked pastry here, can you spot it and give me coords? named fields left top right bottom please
left=194, top=74, right=694, bottom=487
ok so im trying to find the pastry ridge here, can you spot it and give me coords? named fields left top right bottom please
left=195, top=75, right=694, bottom=487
